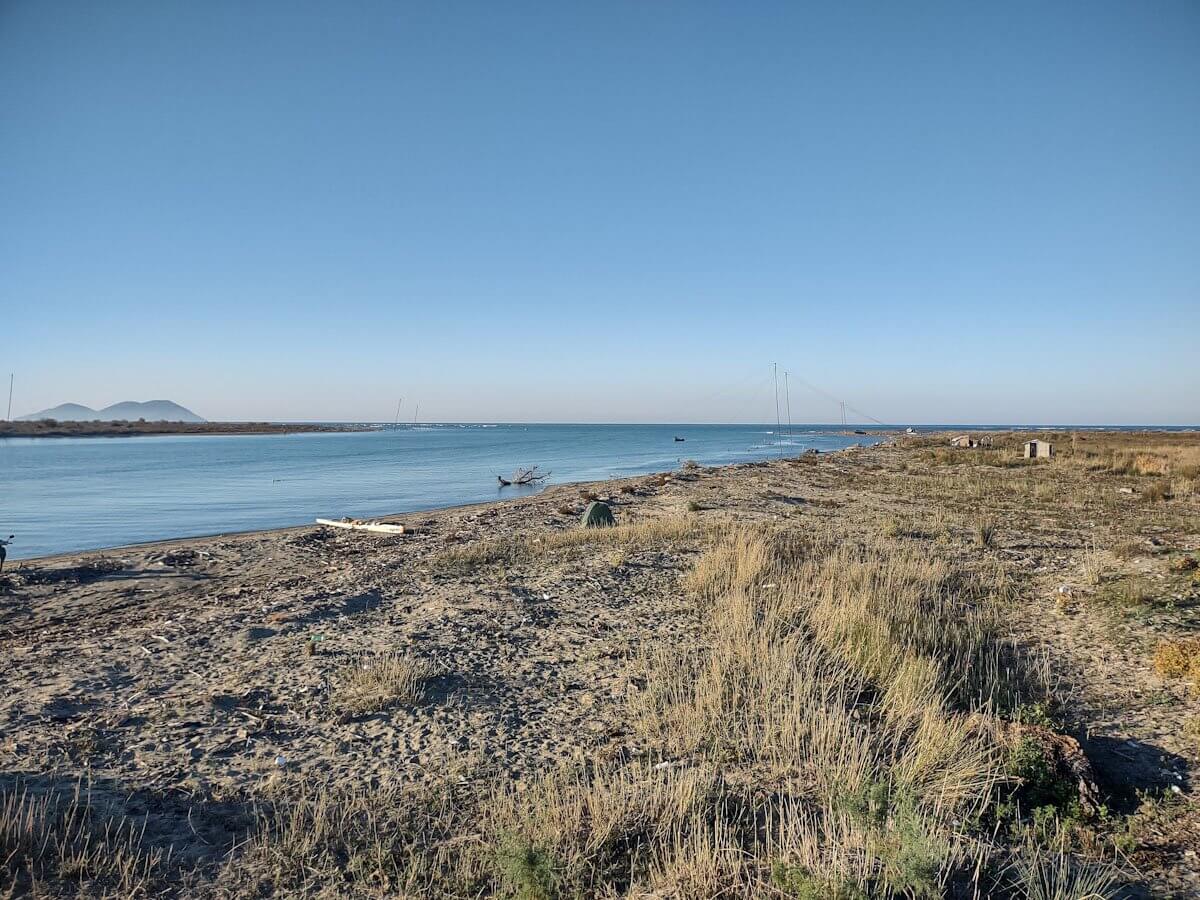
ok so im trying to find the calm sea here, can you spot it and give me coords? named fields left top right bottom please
left=0, top=424, right=876, bottom=560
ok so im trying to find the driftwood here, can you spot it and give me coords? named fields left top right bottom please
left=497, top=466, right=550, bottom=487
left=316, top=518, right=407, bottom=535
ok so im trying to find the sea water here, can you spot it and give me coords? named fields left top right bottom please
left=0, top=423, right=875, bottom=559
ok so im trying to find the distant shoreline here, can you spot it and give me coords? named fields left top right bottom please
left=0, top=420, right=374, bottom=439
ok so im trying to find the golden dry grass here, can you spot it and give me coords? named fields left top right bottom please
left=0, top=780, right=162, bottom=898
left=332, top=651, right=433, bottom=717
left=434, top=516, right=705, bottom=573
left=1153, top=638, right=1200, bottom=690
left=217, top=518, right=1110, bottom=898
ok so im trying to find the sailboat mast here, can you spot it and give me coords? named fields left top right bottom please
left=413, top=402, right=419, bottom=425
left=393, top=397, right=403, bottom=426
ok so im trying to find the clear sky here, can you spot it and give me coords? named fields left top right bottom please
left=2, top=2, right=1197, bottom=424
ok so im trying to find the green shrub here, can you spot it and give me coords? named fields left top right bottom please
left=771, top=862, right=865, bottom=900
left=879, top=803, right=945, bottom=900
left=839, top=779, right=891, bottom=827
left=495, top=834, right=557, bottom=900
left=1005, top=737, right=1076, bottom=812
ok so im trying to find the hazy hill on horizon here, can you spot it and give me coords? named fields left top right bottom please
left=18, top=400, right=206, bottom=423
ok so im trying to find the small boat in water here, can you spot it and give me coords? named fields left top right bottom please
left=674, top=436, right=685, bottom=442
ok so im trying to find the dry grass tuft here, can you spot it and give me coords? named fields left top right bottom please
left=1111, top=540, right=1145, bottom=561
left=974, top=517, right=997, bottom=548
left=629, top=523, right=1059, bottom=893
left=1152, top=638, right=1200, bottom=689
left=1080, top=543, right=1105, bottom=587
left=434, top=516, right=704, bottom=574
left=1144, top=480, right=1172, bottom=503
left=1014, top=848, right=1122, bottom=900
left=333, top=651, right=433, bottom=716
left=1099, top=576, right=1157, bottom=609
left=0, top=779, right=162, bottom=897
left=1170, top=554, right=1198, bottom=573
left=221, top=781, right=480, bottom=895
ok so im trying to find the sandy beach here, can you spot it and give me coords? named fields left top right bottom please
left=2, top=433, right=1198, bottom=897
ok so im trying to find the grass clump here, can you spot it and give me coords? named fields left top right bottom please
left=632, top=523, right=1070, bottom=893
left=0, top=780, right=163, bottom=897
left=1185, top=716, right=1200, bottom=748
left=1169, top=553, right=1198, bottom=573
left=974, top=517, right=997, bottom=548
left=1080, top=543, right=1105, bottom=586
left=432, top=516, right=703, bottom=574
left=223, top=781, right=481, bottom=895
left=1111, top=540, right=1145, bottom=560
left=1014, top=849, right=1121, bottom=900
left=436, top=537, right=529, bottom=574
left=1152, top=638, right=1200, bottom=690
left=1098, top=576, right=1156, bottom=609
left=333, top=651, right=432, bottom=717
left=1144, top=480, right=1172, bottom=503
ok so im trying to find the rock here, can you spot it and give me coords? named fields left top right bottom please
left=581, top=501, right=615, bottom=529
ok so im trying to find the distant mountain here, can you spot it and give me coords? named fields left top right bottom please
left=18, top=402, right=98, bottom=421
left=18, top=400, right=206, bottom=423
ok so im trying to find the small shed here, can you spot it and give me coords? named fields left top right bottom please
left=950, top=435, right=978, bottom=448
left=1024, top=439, right=1054, bottom=459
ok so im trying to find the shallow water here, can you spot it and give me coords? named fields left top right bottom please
left=0, top=423, right=875, bottom=560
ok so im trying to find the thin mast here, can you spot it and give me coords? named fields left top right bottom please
left=413, top=402, right=419, bottom=425
left=772, top=363, right=782, bottom=457
left=393, top=397, right=403, bottom=426
left=5, top=374, right=11, bottom=421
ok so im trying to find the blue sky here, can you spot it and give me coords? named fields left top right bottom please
left=2, top=1, right=1197, bottom=424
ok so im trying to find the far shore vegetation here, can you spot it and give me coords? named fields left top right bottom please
left=0, top=419, right=372, bottom=438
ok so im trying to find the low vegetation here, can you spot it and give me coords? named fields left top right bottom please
left=332, top=651, right=433, bottom=717
left=0, top=779, right=163, bottom=897
left=433, top=516, right=705, bottom=574
left=1153, top=638, right=1200, bottom=692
